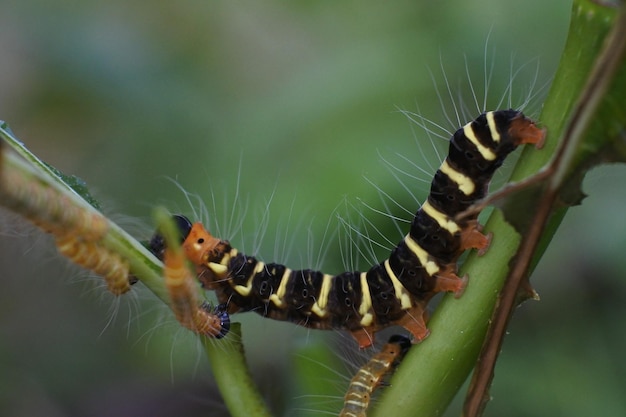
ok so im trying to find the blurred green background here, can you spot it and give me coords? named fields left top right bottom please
left=1, top=0, right=625, bottom=416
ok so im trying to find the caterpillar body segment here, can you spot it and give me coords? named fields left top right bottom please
left=339, top=334, right=411, bottom=417
left=55, top=235, right=132, bottom=295
left=152, top=110, right=545, bottom=347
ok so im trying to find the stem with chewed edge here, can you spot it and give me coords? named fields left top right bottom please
left=370, top=1, right=623, bottom=417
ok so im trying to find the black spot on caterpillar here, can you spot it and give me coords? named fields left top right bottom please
left=339, top=334, right=411, bottom=417
left=150, top=109, right=545, bottom=348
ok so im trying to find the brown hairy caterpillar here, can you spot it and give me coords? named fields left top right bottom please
left=339, top=334, right=411, bottom=417
left=0, top=147, right=138, bottom=295
left=0, top=155, right=109, bottom=242
left=55, top=235, right=133, bottom=296
left=150, top=109, right=545, bottom=348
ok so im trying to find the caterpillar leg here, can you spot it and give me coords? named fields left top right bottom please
left=163, top=243, right=230, bottom=338
left=350, top=304, right=430, bottom=349
left=397, top=304, right=430, bottom=343
left=458, top=220, right=492, bottom=255
left=350, top=327, right=376, bottom=350
left=433, top=267, right=468, bottom=298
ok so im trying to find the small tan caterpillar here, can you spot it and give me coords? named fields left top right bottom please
left=339, top=334, right=411, bottom=417
left=149, top=110, right=545, bottom=347
left=0, top=153, right=108, bottom=242
left=0, top=144, right=137, bottom=294
left=55, top=235, right=132, bottom=296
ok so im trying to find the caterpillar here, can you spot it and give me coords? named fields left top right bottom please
left=55, top=234, right=133, bottom=295
left=339, top=334, right=411, bottom=417
left=161, top=228, right=230, bottom=338
left=0, top=144, right=138, bottom=295
left=0, top=157, right=109, bottom=242
left=150, top=109, right=545, bottom=348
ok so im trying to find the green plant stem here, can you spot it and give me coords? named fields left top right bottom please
left=202, top=324, right=274, bottom=417
left=371, top=1, right=622, bottom=416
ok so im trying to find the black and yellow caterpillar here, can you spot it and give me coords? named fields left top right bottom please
left=150, top=110, right=545, bottom=347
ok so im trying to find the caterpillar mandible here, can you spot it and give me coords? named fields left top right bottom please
left=150, top=109, right=545, bottom=348
left=339, top=334, right=411, bottom=417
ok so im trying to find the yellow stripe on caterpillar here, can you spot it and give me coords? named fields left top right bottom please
left=208, top=262, right=228, bottom=275
left=310, top=274, right=333, bottom=317
left=403, top=235, right=440, bottom=276
left=384, top=259, right=412, bottom=310
left=463, top=122, right=497, bottom=161
left=233, top=261, right=265, bottom=296
left=207, top=249, right=235, bottom=276
left=421, top=200, right=460, bottom=234
left=439, top=160, right=475, bottom=195
left=358, top=272, right=374, bottom=326
left=486, top=111, right=501, bottom=143
left=269, top=267, right=292, bottom=307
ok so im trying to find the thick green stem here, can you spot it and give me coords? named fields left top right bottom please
left=371, top=1, right=622, bottom=416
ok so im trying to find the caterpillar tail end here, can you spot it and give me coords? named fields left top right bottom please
left=509, top=115, right=547, bottom=149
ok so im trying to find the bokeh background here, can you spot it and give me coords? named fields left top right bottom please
left=1, top=1, right=625, bottom=416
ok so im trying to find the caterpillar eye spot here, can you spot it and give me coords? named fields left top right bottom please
left=197, top=238, right=205, bottom=244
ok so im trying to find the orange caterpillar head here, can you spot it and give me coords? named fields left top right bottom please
left=148, top=214, right=229, bottom=266
left=182, top=222, right=230, bottom=267
left=147, top=214, right=231, bottom=283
